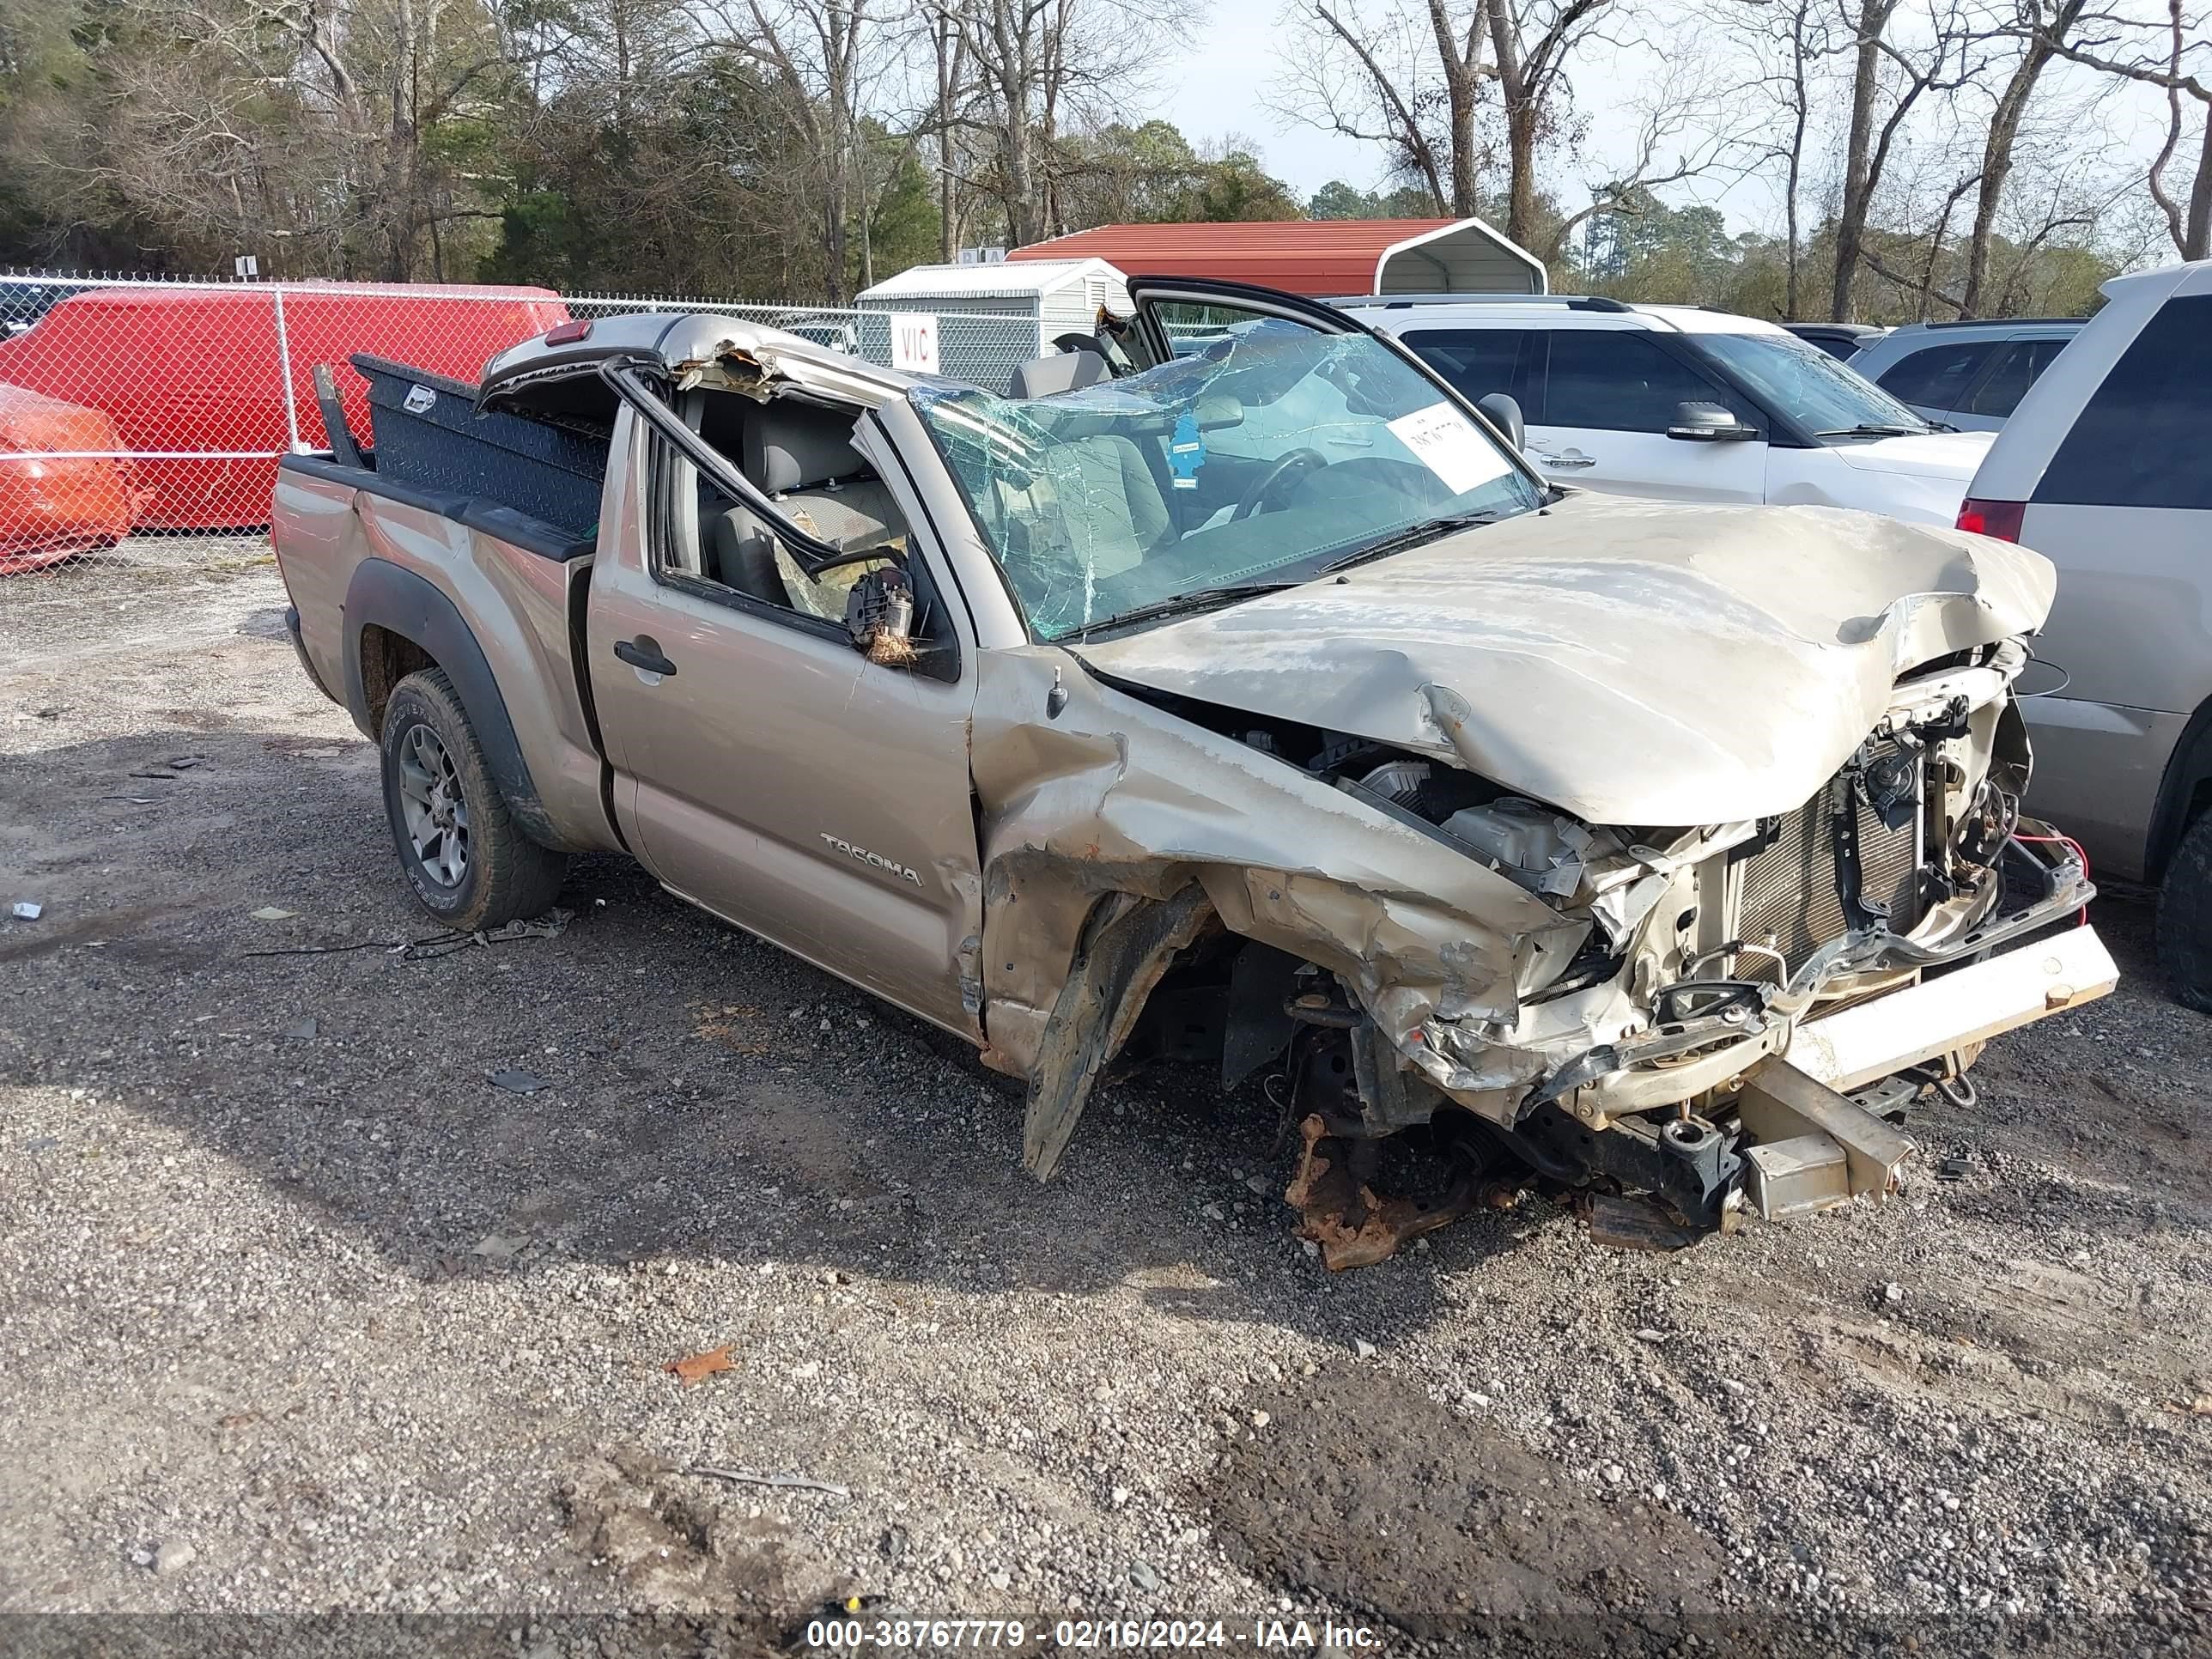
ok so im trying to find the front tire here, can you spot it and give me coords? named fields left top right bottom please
left=380, top=667, right=567, bottom=932
left=2157, top=810, right=2212, bottom=1012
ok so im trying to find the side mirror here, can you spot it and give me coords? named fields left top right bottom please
left=1194, top=391, right=1244, bottom=430
left=1476, top=392, right=1525, bottom=451
left=845, top=563, right=917, bottom=666
left=1668, top=400, right=1759, bottom=442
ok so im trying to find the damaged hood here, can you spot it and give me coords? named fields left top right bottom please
left=1075, top=495, right=2054, bottom=826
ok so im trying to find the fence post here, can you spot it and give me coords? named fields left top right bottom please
left=270, top=284, right=304, bottom=453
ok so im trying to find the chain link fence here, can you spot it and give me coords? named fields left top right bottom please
left=0, top=271, right=1042, bottom=577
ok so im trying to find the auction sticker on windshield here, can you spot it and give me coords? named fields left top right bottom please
left=1386, top=403, right=1510, bottom=495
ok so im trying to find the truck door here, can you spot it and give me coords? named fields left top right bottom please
left=584, top=381, right=985, bottom=1038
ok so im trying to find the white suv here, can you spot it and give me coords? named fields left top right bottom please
left=1959, top=258, right=2212, bottom=1003
left=1342, top=295, right=1996, bottom=525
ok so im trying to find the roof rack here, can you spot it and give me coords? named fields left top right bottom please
left=1911, top=317, right=2084, bottom=329
left=1328, top=293, right=1632, bottom=312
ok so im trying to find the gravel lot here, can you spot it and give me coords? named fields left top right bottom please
left=3, top=541, right=2209, bottom=1655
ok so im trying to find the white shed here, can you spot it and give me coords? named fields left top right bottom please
left=857, top=258, right=1131, bottom=344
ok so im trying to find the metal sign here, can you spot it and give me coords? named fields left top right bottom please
left=890, top=313, right=940, bottom=374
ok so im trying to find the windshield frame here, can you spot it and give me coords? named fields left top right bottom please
left=909, top=300, right=1553, bottom=643
left=1687, top=326, right=1936, bottom=446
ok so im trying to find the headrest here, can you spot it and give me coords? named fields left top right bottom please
left=743, top=402, right=866, bottom=494
left=1008, top=350, right=1108, bottom=399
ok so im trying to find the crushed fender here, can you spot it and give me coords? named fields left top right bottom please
left=1023, top=885, right=1214, bottom=1179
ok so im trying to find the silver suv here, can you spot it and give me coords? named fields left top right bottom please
left=1850, top=319, right=2085, bottom=432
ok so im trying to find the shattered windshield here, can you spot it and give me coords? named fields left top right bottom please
left=909, top=317, right=1545, bottom=640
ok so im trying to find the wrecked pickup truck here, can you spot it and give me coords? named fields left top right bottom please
left=271, top=278, right=2114, bottom=1265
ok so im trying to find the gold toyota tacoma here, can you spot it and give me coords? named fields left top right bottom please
left=270, top=280, right=2112, bottom=1265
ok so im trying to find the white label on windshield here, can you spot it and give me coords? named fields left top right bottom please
left=1386, top=403, right=1510, bottom=495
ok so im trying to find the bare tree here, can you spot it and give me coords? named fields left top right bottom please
left=1277, top=0, right=1744, bottom=260
left=1863, top=165, right=1978, bottom=315
left=1830, top=0, right=1988, bottom=319
left=922, top=0, right=972, bottom=258
left=42, top=0, right=526, bottom=277
left=1268, top=0, right=1465, bottom=211
left=1537, top=60, right=1753, bottom=260
left=934, top=0, right=1170, bottom=244
left=1417, top=0, right=1490, bottom=213
left=1958, top=0, right=2089, bottom=313
left=1724, top=0, right=1829, bottom=319
left=1482, top=0, right=1617, bottom=247
left=2026, top=0, right=2211, bottom=259
left=702, top=0, right=880, bottom=301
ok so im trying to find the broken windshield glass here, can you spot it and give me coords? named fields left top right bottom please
left=909, top=318, right=1545, bottom=640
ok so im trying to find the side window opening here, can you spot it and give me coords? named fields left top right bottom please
left=642, top=387, right=952, bottom=653
left=2037, top=295, right=2212, bottom=512
left=1963, top=337, right=2066, bottom=419
left=1402, top=328, right=1526, bottom=410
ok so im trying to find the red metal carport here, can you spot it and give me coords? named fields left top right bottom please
left=1006, top=218, right=1547, bottom=298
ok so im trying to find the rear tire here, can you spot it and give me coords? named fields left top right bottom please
left=2156, top=810, right=2212, bottom=1012
left=380, top=666, right=567, bottom=932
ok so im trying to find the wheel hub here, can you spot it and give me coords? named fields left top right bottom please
left=397, top=722, right=470, bottom=889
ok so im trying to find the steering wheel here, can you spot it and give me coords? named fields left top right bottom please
left=1232, top=447, right=1328, bottom=520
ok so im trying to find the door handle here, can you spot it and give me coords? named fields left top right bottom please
left=613, top=637, right=678, bottom=678
left=1543, top=451, right=1597, bottom=470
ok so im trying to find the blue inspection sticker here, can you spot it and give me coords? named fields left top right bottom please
left=1168, top=409, right=1207, bottom=489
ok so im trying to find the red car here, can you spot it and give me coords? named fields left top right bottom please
left=0, top=383, right=138, bottom=571
left=0, top=282, right=569, bottom=532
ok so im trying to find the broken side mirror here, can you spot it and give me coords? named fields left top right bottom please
left=1668, top=400, right=1760, bottom=442
left=846, top=561, right=920, bottom=667
left=1476, top=392, right=1525, bottom=451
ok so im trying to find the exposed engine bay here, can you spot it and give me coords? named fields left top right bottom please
left=1087, top=637, right=2102, bottom=1267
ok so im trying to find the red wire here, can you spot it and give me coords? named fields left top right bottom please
left=2014, top=832, right=2090, bottom=924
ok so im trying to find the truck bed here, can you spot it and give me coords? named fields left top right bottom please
left=272, top=451, right=621, bottom=857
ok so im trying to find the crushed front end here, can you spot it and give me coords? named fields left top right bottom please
left=1273, top=640, right=2111, bottom=1262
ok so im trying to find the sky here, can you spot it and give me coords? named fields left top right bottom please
left=1155, top=0, right=2182, bottom=250
left=1158, top=0, right=1382, bottom=201
left=1155, top=0, right=1757, bottom=229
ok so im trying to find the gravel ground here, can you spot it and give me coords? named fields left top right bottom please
left=3, top=542, right=2209, bottom=1656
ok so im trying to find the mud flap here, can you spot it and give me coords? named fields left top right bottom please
left=1023, top=885, right=1213, bottom=1180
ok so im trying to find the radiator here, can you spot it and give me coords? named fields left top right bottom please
left=1732, top=750, right=1923, bottom=972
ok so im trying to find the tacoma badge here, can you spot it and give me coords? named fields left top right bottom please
left=819, top=833, right=923, bottom=885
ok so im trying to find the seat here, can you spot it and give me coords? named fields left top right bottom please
left=1007, top=351, right=1108, bottom=399
left=743, top=404, right=899, bottom=546
left=703, top=507, right=793, bottom=607
left=1043, top=434, right=1171, bottom=580
left=732, top=402, right=908, bottom=619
